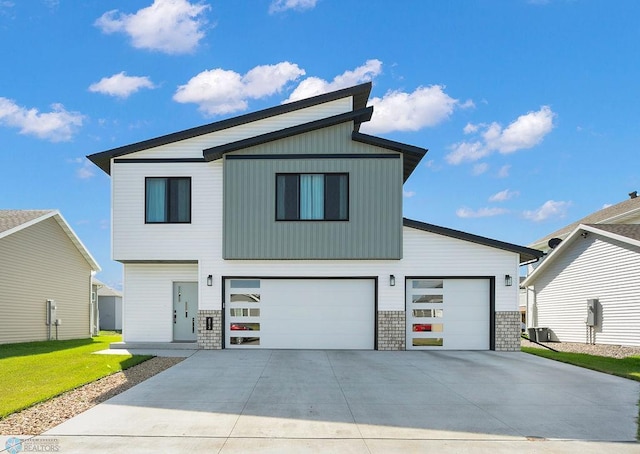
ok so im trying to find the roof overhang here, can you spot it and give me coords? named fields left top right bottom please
left=403, top=218, right=544, bottom=264
left=88, top=83, right=373, bottom=175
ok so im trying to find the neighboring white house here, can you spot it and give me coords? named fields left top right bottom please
left=95, top=279, right=123, bottom=331
left=523, top=223, right=640, bottom=346
left=0, top=210, right=101, bottom=344
left=88, top=82, right=541, bottom=351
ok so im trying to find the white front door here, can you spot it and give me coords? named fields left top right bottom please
left=225, top=278, right=375, bottom=349
left=406, top=278, right=490, bottom=350
left=173, top=282, right=198, bottom=341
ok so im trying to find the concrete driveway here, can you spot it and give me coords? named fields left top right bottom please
left=11, top=350, right=640, bottom=452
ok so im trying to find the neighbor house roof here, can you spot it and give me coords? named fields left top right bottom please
left=522, top=223, right=640, bottom=287
left=0, top=210, right=101, bottom=272
left=93, top=278, right=123, bottom=297
left=403, top=218, right=544, bottom=264
left=87, top=82, right=428, bottom=182
left=530, top=194, right=640, bottom=249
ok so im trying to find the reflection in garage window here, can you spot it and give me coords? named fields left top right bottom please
left=230, top=294, right=260, bottom=303
left=413, top=309, right=443, bottom=318
left=230, top=323, right=260, bottom=331
left=229, top=308, right=260, bottom=317
left=230, top=337, right=260, bottom=345
left=230, top=280, right=260, bottom=289
left=412, top=337, right=443, bottom=347
left=412, top=280, right=443, bottom=289
left=412, top=323, right=443, bottom=332
left=412, top=294, right=443, bottom=304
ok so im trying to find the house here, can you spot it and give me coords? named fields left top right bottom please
left=94, top=279, right=123, bottom=331
left=0, top=210, right=101, bottom=344
left=523, top=193, right=640, bottom=346
left=88, top=82, right=541, bottom=351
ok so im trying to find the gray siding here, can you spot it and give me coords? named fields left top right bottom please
left=223, top=123, right=403, bottom=259
left=0, top=218, right=93, bottom=344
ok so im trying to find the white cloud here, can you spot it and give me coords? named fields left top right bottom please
left=489, top=189, right=519, bottom=202
left=445, top=141, right=488, bottom=165
left=602, top=203, right=613, bottom=209
left=484, top=106, right=555, bottom=153
left=456, top=207, right=509, bottom=218
left=463, top=122, right=480, bottom=134
left=523, top=200, right=571, bottom=222
left=76, top=160, right=95, bottom=179
left=89, top=72, right=156, bottom=99
left=446, top=106, right=555, bottom=164
left=403, top=190, right=416, bottom=198
left=363, top=85, right=459, bottom=134
left=285, top=60, right=382, bottom=103
left=269, top=0, right=317, bottom=13
left=472, top=163, right=488, bottom=175
left=95, top=0, right=210, bottom=55
left=174, top=62, right=305, bottom=115
left=497, top=164, right=511, bottom=178
left=0, top=97, right=83, bottom=142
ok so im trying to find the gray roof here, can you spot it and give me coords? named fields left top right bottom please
left=0, top=210, right=54, bottom=234
left=403, top=218, right=544, bottom=264
left=586, top=223, right=640, bottom=242
left=531, top=195, right=640, bottom=248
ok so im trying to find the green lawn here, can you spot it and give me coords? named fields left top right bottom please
left=0, top=333, right=151, bottom=418
left=522, top=346, right=640, bottom=382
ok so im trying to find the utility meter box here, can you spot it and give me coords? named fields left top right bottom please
left=586, top=299, right=598, bottom=326
left=46, top=299, right=56, bottom=326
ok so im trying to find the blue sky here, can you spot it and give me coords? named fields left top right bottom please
left=1, top=0, right=639, bottom=289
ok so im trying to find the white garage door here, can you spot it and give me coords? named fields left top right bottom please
left=406, top=278, right=490, bottom=350
left=225, top=278, right=375, bottom=349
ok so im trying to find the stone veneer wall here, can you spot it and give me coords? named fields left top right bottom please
left=495, top=311, right=521, bottom=351
left=197, top=310, right=222, bottom=350
left=377, top=310, right=405, bottom=350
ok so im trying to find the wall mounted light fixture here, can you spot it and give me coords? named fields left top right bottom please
left=207, top=275, right=213, bottom=286
left=390, top=275, right=396, bottom=286
left=504, top=274, right=513, bottom=287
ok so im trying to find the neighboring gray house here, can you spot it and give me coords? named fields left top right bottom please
left=95, top=279, right=123, bottom=331
left=88, top=82, right=541, bottom=351
left=0, top=210, right=101, bottom=344
left=523, top=223, right=640, bottom=346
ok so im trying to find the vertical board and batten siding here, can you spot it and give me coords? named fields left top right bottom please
left=533, top=234, right=640, bottom=346
left=223, top=123, right=403, bottom=259
left=0, top=218, right=92, bottom=344
left=115, top=98, right=353, bottom=160
left=123, top=263, right=198, bottom=342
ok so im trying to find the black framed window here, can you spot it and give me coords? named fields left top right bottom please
left=276, top=173, right=348, bottom=221
left=145, top=177, right=191, bottom=223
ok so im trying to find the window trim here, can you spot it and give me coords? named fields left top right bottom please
left=145, top=176, right=192, bottom=224
left=275, top=172, right=349, bottom=222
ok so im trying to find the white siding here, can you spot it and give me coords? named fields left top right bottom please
left=116, top=98, right=353, bottom=160
left=533, top=234, right=640, bottom=346
left=123, top=263, right=198, bottom=342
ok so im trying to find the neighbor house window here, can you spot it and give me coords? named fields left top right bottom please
left=276, top=173, right=348, bottom=221
left=145, top=177, right=191, bottom=223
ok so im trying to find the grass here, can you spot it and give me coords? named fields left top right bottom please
left=0, top=332, right=151, bottom=418
left=522, top=346, right=640, bottom=382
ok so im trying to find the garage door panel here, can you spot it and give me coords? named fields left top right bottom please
left=226, top=278, right=374, bottom=350
left=407, top=278, right=490, bottom=350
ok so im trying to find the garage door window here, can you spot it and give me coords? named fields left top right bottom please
left=228, top=281, right=261, bottom=346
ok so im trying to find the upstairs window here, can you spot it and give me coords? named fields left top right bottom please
left=145, top=177, right=191, bottom=223
left=276, top=173, right=348, bottom=221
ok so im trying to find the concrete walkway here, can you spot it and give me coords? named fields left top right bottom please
left=6, top=350, right=640, bottom=453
